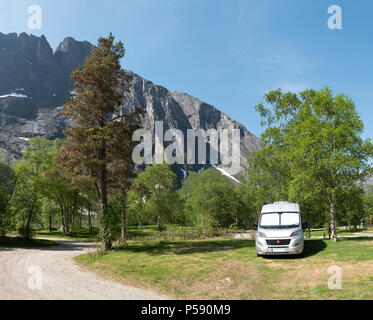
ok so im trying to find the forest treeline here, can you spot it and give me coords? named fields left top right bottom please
left=1, top=34, right=373, bottom=248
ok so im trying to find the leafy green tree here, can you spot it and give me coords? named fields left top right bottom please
left=132, top=164, right=180, bottom=231
left=98, top=198, right=122, bottom=244
left=59, top=34, right=142, bottom=250
left=42, top=163, right=82, bottom=236
left=0, top=156, right=15, bottom=236
left=233, top=184, right=255, bottom=229
left=10, top=138, right=55, bottom=240
left=363, top=186, right=373, bottom=220
left=178, top=171, right=199, bottom=202
left=253, top=87, right=373, bottom=241
left=189, top=169, right=236, bottom=229
left=40, top=198, right=59, bottom=232
left=127, top=188, right=152, bottom=228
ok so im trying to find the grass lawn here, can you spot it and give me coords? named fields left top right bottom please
left=34, top=225, right=203, bottom=242
left=308, top=228, right=373, bottom=237
left=0, top=236, right=58, bottom=248
left=35, top=229, right=100, bottom=242
left=76, top=237, right=373, bottom=300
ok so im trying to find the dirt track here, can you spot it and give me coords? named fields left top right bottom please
left=0, top=239, right=168, bottom=300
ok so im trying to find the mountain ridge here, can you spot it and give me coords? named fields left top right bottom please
left=0, top=33, right=261, bottom=179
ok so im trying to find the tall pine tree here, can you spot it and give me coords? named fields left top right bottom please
left=59, top=34, right=142, bottom=250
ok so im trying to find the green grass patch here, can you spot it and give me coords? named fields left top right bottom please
left=308, top=228, right=373, bottom=237
left=75, top=236, right=373, bottom=299
left=35, top=228, right=99, bottom=242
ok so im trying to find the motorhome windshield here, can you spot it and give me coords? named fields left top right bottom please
left=259, top=212, right=300, bottom=229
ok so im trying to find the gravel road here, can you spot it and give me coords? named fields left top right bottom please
left=0, top=239, right=168, bottom=300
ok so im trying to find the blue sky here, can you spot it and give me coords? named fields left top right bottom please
left=1, top=0, right=373, bottom=139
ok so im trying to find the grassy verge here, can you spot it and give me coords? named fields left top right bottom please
left=0, top=236, right=58, bottom=248
left=75, top=237, right=373, bottom=299
left=35, top=225, right=205, bottom=243
left=308, top=228, right=373, bottom=237
left=35, top=229, right=100, bottom=242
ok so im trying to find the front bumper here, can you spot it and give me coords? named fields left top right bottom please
left=255, top=236, right=304, bottom=255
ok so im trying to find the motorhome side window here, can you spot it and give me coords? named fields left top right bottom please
left=260, top=212, right=300, bottom=228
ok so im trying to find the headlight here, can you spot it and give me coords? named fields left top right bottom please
left=258, top=231, right=267, bottom=238
left=290, top=230, right=303, bottom=237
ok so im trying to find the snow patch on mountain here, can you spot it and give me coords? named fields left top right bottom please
left=212, top=165, right=241, bottom=184
left=0, top=93, right=28, bottom=99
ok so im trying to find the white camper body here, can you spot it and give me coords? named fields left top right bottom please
left=255, top=201, right=304, bottom=256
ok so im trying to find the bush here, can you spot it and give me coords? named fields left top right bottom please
left=98, top=199, right=122, bottom=249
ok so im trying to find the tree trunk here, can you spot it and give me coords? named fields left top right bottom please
left=157, top=215, right=162, bottom=232
left=79, top=207, right=82, bottom=229
left=24, top=202, right=35, bottom=241
left=330, top=202, right=337, bottom=242
left=99, top=145, right=110, bottom=250
left=49, top=213, right=52, bottom=232
left=60, top=205, right=66, bottom=235
left=121, top=193, right=127, bottom=242
left=88, top=209, right=92, bottom=234
left=71, top=192, right=78, bottom=235
left=71, top=207, right=74, bottom=235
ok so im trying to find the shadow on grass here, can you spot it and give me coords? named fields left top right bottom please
left=0, top=236, right=100, bottom=252
left=261, top=239, right=327, bottom=260
left=36, top=229, right=99, bottom=240
left=126, top=226, right=200, bottom=241
left=0, top=237, right=59, bottom=250
left=127, top=229, right=157, bottom=240
left=337, top=237, right=373, bottom=242
left=117, top=239, right=256, bottom=256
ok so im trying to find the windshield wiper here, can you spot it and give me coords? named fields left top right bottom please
left=281, top=224, right=299, bottom=228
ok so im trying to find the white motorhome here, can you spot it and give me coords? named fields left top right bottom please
left=254, top=202, right=306, bottom=256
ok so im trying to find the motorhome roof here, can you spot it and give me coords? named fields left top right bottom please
left=261, top=201, right=300, bottom=213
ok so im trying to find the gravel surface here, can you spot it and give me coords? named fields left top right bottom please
left=0, top=238, right=169, bottom=300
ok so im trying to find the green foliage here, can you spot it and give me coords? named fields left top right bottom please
left=187, top=169, right=236, bottom=229
left=41, top=148, right=84, bottom=237
left=177, top=168, right=256, bottom=230
left=251, top=87, right=373, bottom=237
left=40, top=198, right=59, bottom=231
left=0, top=157, right=15, bottom=236
left=233, top=184, right=255, bottom=228
left=178, top=171, right=200, bottom=202
left=131, top=164, right=182, bottom=231
left=127, top=189, right=153, bottom=227
left=98, top=198, right=122, bottom=249
left=10, top=138, right=56, bottom=240
left=59, top=34, right=142, bottom=250
left=363, top=186, right=373, bottom=219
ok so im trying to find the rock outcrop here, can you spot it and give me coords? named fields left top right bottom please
left=0, top=33, right=261, bottom=180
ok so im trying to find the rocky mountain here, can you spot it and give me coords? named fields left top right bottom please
left=0, top=32, right=92, bottom=161
left=0, top=33, right=261, bottom=180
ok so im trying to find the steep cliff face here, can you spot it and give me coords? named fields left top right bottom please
left=0, top=33, right=261, bottom=179
left=170, top=91, right=261, bottom=175
left=123, top=73, right=261, bottom=179
left=0, top=32, right=92, bottom=161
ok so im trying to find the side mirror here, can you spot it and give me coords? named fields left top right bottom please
left=302, top=220, right=309, bottom=230
left=253, top=221, right=258, bottom=230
